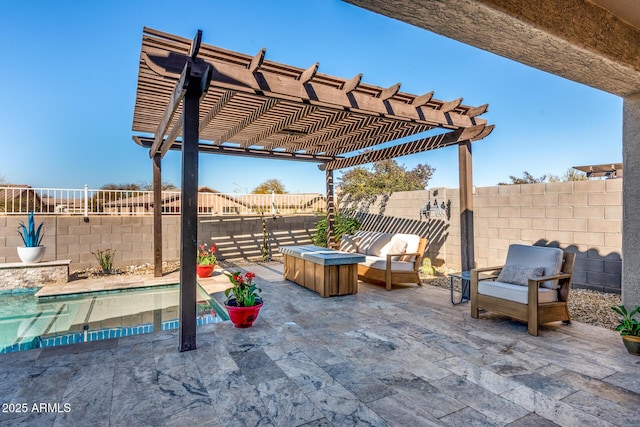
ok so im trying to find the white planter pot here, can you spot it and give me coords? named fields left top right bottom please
left=17, top=246, right=46, bottom=264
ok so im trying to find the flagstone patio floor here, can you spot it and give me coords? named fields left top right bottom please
left=1, top=261, right=639, bottom=426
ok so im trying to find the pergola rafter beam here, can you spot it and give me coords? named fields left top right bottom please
left=245, top=104, right=317, bottom=147
left=213, top=98, right=279, bottom=145
left=148, top=62, right=190, bottom=158
left=378, top=82, right=401, bottom=100
left=248, top=48, right=266, bottom=73
left=199, top=90, right=236, bottom=131
left=440, top=97, right=463, bottom=113
left=160, top=115, right=183, bottom=158
left=284, top=115, right=379, bottom=153
left=310, top=119, right=403, bottom=155
left=133, top=136, right=338, bottom=163
left=206, top=59, right=480, bottom=127
left=412, top=91, right=434, bottom=106
left=342, top=74, right=363, bottom=93
left=141, top=47, right=484, bottom=129
left=465, top=103, right=489, bottom=118
left=260, top=110, right=350, bottom=150
left=470, top=124, right=495, bottom=141
left=320, top=121, right=432, bottom=156
left=299, top=62, right=319, bottom=83
left=320, top=125, right=486, bottom=171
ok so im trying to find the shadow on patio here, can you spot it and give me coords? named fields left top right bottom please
left=1, top=260, right=638, bottom=426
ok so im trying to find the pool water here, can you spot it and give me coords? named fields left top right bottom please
left=0, top=284, right=228, bottom=354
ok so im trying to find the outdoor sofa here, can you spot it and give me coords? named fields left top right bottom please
left=339, top=230, right=427, bottom=291
left=470, top=244, right=576, bottom=336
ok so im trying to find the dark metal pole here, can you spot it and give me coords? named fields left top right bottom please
left=326, top=169, right=336, bottom=248
left=153, top=153, right=163, bottom=278
left=179, top=75, right=201, bottom=352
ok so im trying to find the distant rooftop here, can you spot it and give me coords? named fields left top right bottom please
left=573, top=163, right=622, bottom=179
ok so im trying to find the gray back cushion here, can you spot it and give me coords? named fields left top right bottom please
left=497, top=265, right=544, bottom=286
left=504, top=244, right=564, bottom=289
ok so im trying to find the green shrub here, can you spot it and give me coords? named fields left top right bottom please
left=312, top=214, right=360, bottom=247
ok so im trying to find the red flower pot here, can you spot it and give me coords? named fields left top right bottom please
left=225, top=302, right=263, bottom=328
left=197, top=264, right=215, bottom=278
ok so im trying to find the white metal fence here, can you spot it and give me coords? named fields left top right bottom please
left=0, top=186, right=326, bottom=216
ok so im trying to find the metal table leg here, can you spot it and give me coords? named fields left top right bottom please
left=449, top=272, right=470, bottom=305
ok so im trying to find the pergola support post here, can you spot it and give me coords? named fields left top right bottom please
left=326, top=169, right=336, bottom=249
left=458, top=140, right=475, bottom=272
left=178, top=85, right=201, bottom=352
left=153, top=153, right=162, bottom=278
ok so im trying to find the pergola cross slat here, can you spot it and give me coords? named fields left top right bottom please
left=131, top=27, right=493, bottom=352
left=319, top=124, right=490, bottom=171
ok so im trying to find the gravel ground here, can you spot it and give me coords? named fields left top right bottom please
left=71, top=259, right=622, bottom=331
left=69, top=261, right=181, bottom=281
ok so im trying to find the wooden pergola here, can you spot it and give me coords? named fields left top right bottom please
left=131, top=28, right=493, bottom=351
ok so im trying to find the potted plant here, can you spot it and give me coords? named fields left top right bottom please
left=611, top=304, right=640, bottom=356
left=16, top=212, right=45, bottom=264
left=224, top=271, right=263, bottom=328
left=196, top=243, right=217, bottom=278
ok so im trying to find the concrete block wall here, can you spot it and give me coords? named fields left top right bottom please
left=0, top=214, right=320, bottom=270
left=1, top=180, right=622, bottom=293
left=346, top=189, right=451, bottom=267
left=473, top=179, right=622, bottom=293
left=0, top=216, right=179, bottom=269
left=199, top=214, right=320, bottom=260
left=345, top=180, right=623, bottom=293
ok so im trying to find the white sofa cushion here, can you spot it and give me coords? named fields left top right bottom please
left=354, top=231, right=393, bottom=256
left=383, top=238, right=407, bottom=261
left=339, top=235, right=360, bottom=253
left=478, top=280, right=558, bottom=304
left=362, top=256, right=415, bottom=272
left=351, top=231, right=422, bottom=264
left=397, top=233, right=421, bottom=262
left=377, top=233, right=421, bottom=262
left=503, top=244, right=564, bottom=289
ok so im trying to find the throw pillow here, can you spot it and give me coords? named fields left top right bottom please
left=339, top=235, right=359, bottom=253
left=399, top=254, right=414, bottom=262
left=387, top=239, right=408, bottom=261
left=497, top=265, right=544, bottom=286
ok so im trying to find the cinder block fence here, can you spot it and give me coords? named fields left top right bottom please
left=348, top=179, right=622, bottom=294
left=0, top=179, right=622, bottom=293
left=0, top=214, right=321, bottom=270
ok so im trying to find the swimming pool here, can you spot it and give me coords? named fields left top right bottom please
left=0, top=284, right=228, bottom=353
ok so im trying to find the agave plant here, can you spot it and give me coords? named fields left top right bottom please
left=17, top=212, right=44, bottom=247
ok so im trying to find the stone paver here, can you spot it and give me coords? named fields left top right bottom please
left=1, top=261, right=639, bottom=426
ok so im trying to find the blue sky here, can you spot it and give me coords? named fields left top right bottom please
left=0, top=0, right=622, bottom=194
